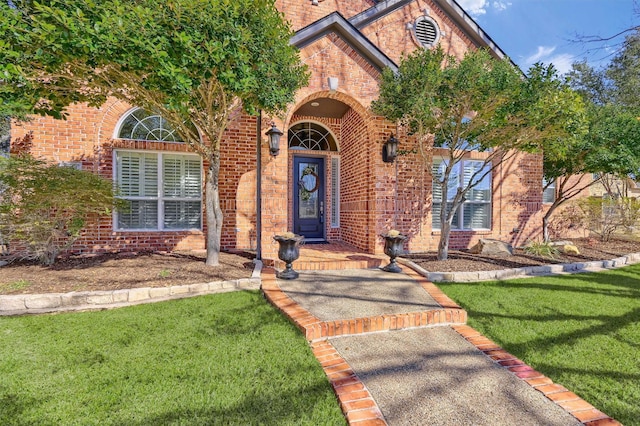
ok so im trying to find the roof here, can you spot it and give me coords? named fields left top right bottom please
left=290, top=0, right=517, bottom=74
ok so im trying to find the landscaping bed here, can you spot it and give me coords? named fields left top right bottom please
left=405, top=238, right=640, bottom=272
left=0, top=251, right=255, bottom=295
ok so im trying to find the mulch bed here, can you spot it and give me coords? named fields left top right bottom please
left=3, top=238, right=640, bottom=296
left=0, top=250, right=255, bottom=295
left=405, top=238, right=640, bottom=272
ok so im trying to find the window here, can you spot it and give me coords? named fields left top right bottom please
left=288, top=122, right=337, bottom=151
left=115, top=151, right=202, bottom=230
left=432, top=159, right=491, bottom=230
left=542, top=178, right=556, bottom=203
left=118, top=108, right=187, bottom=142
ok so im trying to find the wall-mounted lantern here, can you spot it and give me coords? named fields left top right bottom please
left=265, top=123, right=283, bottom=156
left=382, top=133, right=399, bottom=163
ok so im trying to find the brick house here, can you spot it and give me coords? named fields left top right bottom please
left=7, top=0, right=551, bottom=262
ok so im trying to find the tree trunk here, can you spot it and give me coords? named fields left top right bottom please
left=542, top=199, right=563, bottom=243
left=542, top=213, right=551, bottom=243
left=205, top=151, right=223, bottom=267
left=437, top=221, right=451, bottom=261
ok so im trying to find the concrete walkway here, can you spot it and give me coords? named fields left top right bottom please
left=264, top=266, right=621, bottom=426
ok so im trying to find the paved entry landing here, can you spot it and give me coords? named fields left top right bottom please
left=277, top=269, right=441, bottom=321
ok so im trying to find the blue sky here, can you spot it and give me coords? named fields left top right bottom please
left=456, top=0, right=638, bottom=74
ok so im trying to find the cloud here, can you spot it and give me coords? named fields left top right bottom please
left=457, top=0, right=488, bottom=16
left=523, top=46, right=574, bottom=75
left=525, top=46, right=557, bottom=64
left=457, top=0, right=512, bottom=16
left=492, top=1, right=512, bottom=12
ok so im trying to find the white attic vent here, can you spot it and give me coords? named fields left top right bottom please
left=414, top=16, right=440, bottom=48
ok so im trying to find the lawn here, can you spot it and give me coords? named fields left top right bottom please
left=438, top=264, right=640, bottom=426
left=0, top=291, right=346, bottom=425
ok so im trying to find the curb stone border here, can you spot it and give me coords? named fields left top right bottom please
left=0, top=261, right=262, bottom=316
left=400, top=252, right=640, bottom=282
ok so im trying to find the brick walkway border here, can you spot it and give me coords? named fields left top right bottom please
left=452, top=325, right=621, bottom=426
left=262, top=264, right=622, bottom=426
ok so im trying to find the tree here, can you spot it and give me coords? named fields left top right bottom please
left=542, top=34, right=640, bottom=242
left=541, top=103, right=640, bottom=241
left=0, top=0, right=308, bottom=266
left=0, top=150, right=124, bottom=265
left=372, top=47, right=585, bottom=260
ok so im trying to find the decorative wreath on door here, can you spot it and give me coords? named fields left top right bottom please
left=299, top=166, right=319, bottom=201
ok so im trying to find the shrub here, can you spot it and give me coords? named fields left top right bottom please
left=0, top=153, right=123, bottom=265
left=523, top=241, right=560, bottom=259
left=577, top=196, right=640, bottom=242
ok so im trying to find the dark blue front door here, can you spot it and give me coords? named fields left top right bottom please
left=293, top=157, right=324, bottom=239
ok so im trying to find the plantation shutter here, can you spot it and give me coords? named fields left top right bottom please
left=116, top=152, right=158, bottom=229
left=331, top=157, right=340, bottom=227
left=164, top=155, right=201, bottom=198
left=117, top=152, right=158, bottom=197
left=463, top=161, right=491, bottom=229
left=432, top=160, right=444, bottom=228
left=162, top=154, right=202, bottom=229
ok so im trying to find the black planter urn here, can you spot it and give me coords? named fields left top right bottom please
left=381, top=232, right=407, bottom=273
left=274, top=234, right=304, bottom=279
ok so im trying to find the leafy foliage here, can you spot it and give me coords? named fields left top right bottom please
left=542, top=31, right=640, bottom=241
left=576, top=196, right=640, bottom=242
left=372, top=48, right=586, bottom=260
left=523, top=241, right=559, bottom=259
left=0, top=0, right=309, bottom=265
left=0, top=153, right=122, bottom=265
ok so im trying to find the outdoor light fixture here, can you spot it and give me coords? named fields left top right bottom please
left=328, top=77, right=339, bottom=92
left=382, top=133, right=399, bottom=163
left=265, top=123, right=283, bottom=156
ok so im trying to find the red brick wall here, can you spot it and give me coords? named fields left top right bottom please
left=360, top=0, right=474, bottom=64
left=9, top=99, right=261, bottom=255
left=277, top=0, right=375, bottom=31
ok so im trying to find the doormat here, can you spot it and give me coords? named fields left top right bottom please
left=304, top=241, right=329, bottom=245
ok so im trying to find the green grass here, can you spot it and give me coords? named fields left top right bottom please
left=0, top=291, right=346, bottom=425
left=438, top=265, right=640, bottom=425
left=0, top=279, right=32, bottom=292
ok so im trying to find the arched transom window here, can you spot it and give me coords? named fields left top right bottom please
left=288, top=122, right=337, bottom=151
left=117, top=108, right=185, bottom=142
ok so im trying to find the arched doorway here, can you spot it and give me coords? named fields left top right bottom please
left=288, top=120, right=338, bottom=241
left=287, top=94, right=374, bottom=251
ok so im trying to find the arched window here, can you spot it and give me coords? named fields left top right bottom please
left=117, top=108, right=185, bottom=142
left=288, top=122, right=338, bottom=151
left=114, top=108, right=202, bottom=231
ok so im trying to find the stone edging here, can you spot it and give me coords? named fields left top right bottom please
left=400, top=252, right=640, bottom=282
left=0, top=261, right=263, bottom=316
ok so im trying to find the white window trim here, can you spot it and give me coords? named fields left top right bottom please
left=331, top=157, right=340, bottom=228
left=432, top=158, right=492, bottom=231
left=113, top=149, right=203, bottom=232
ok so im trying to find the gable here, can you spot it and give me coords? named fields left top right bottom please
left=288, top=0, right=516, bottom=75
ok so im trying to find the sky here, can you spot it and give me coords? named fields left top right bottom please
left=455, top=0, right=639, bottom=74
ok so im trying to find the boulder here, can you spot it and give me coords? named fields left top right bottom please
left=469, top=239, right=514, bottom=256
left=549, top=240, right=573, bottom=247
left=562, top=244, right=580, bottom=255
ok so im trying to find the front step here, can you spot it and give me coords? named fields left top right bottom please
left=267, top=242, right=387, bottom=271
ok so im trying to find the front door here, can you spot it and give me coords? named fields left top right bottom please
left=293, top=157, right=325, bottom=240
